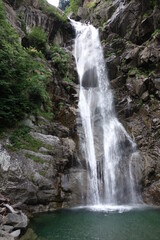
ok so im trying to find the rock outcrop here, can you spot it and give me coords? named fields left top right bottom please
left=81, top=0, right=160, bottom=205
left=0, top=0, right=87, bottom=218
left=3, top=0, right=73, bottom=44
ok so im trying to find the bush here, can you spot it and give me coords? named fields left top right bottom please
left=50, top=46, right=69, bottom=76
left=39, top=0, right=67, bottom=22
left=65, top=0, right=82, bottom=14
left=0, top=1, right=52, bottom=127
left=27, top=27, right=47, bottom=53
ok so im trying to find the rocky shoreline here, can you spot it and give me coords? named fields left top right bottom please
left=0, top=194, right=28, bottom=240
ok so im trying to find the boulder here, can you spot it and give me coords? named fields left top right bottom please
left=78, top=7, right=88, bottom=20
left=4, top=212, right=28, bottom=229
left=0, top=145, right=11, bottom=172
left=10, top=229, right=21, bottom=237
left=30, top=132, right=60, bottom=146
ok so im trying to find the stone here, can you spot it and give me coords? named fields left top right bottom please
left=10, top=229, right=21, bottom=237
left=4, top=212, right=28, bottom=228
left=30, top=132, right=60, bottom=146
left=19, top=228, right=37, bottom=240
left=37, top=189, right=58, bottom=203
left=0, top=236, right=14, bottom=240
left=143, top=180, right=160, bottom=205
left=141, top=91, right=149, bottom=102
left=33, top=172, right=52, bottom=189
left=0, top=194, right=9, bottom=203
left=78, top=7, right=88, bottom=20
left=0, top=145, right=11, bottom=172
left=23, top=150, right=53, bottom=162
left=135, top=77, right=148, bottom=97
left=153, top=77, right=160, bottom=91
left=0, top=225, right=14, bottom=233
left=22, top=118, right=35, bottom=128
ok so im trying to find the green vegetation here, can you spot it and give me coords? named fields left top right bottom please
left=0, top=1, right=52, bottom=127
left=50, top=46, right=74, bottom=83
left=26, top=27, right=47, bottom=53
left=39, top=0, right=67, bottom=22
left=8, top=125, right=43, bottom=151
left=8, top=125, right=53, bottom=151
left=25, top=153, right=45, bottom=164
left=128, top=67, right=146, bottom=77
left=149, top=0, right=157, bottom=9
left=36, top=110, right=54, bottom=121
left=50, top=46, right=69, bottom=76
left=87, top=1, right=97, bottom=9
left=152, top=29, right=160, bottom=37
left=65, top=0, right=82, bottom=14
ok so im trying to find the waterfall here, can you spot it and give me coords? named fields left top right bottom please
left=71, top=20, right=140, bottom=206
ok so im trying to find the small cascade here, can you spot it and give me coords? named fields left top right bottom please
left=71, top=20, right=140, bottom=205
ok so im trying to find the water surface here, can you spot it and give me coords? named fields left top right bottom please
left=30, top=206, right=160, bottom=240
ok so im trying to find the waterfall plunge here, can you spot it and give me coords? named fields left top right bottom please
left=71, top=20, right=140, bottom=206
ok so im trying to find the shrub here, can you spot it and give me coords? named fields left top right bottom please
left=65, top=0, right=82, bottom=14
left=0, top=1, right=52, bottom=127
left=27, top=27, right=47, bottom=53
left=50, top=45, right=69, bottom=76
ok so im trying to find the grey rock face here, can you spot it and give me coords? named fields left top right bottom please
left=4, top=212, right=28, bottom=228
left=85, top=0, right=160, bottom=205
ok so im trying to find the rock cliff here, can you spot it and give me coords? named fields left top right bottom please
left=80, top=0, right=160, bottom=205
left=0, top=0, right=87, bottom=223
left=0, top=3, right=160, bottom=233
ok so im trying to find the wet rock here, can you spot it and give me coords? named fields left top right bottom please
left=143, top=180, right=160, bottom=205
left=0, top=145, right=11, bottom=172
left=19, top=228, right=37, bottom=240
left=82, top=67, right=98, bottom=88
left=106, top=54, right=118, bottom=80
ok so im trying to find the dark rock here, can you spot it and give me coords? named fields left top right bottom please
left=19, top=228, right=37, bottom=240
left=78, top=7, right=88, bottom=20
left=143, top=180, right=160, bottom=205
left=153, top=77, right=160, bottom=90
left=82, top=67, right=98, bottom=88
left=106, top=54, right=119, bottom=80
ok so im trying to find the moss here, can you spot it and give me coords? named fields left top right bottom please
left=8, top=125, right=52, bottom=151
left=87, top=1, right=97, bottom=9
left=39, top=0, right=67, bottom=22
left=152, top=29, right=160, bottom=38
left=39, top=170, right=46, bottom=176
left=128, top=67, right=147, bottom=77
left=36, top=109, right=54, bottom=121
left=25, top=153, right=45, bottom=164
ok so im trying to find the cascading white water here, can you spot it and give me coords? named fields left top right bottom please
left=71, top=20, right=140, bottom=205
